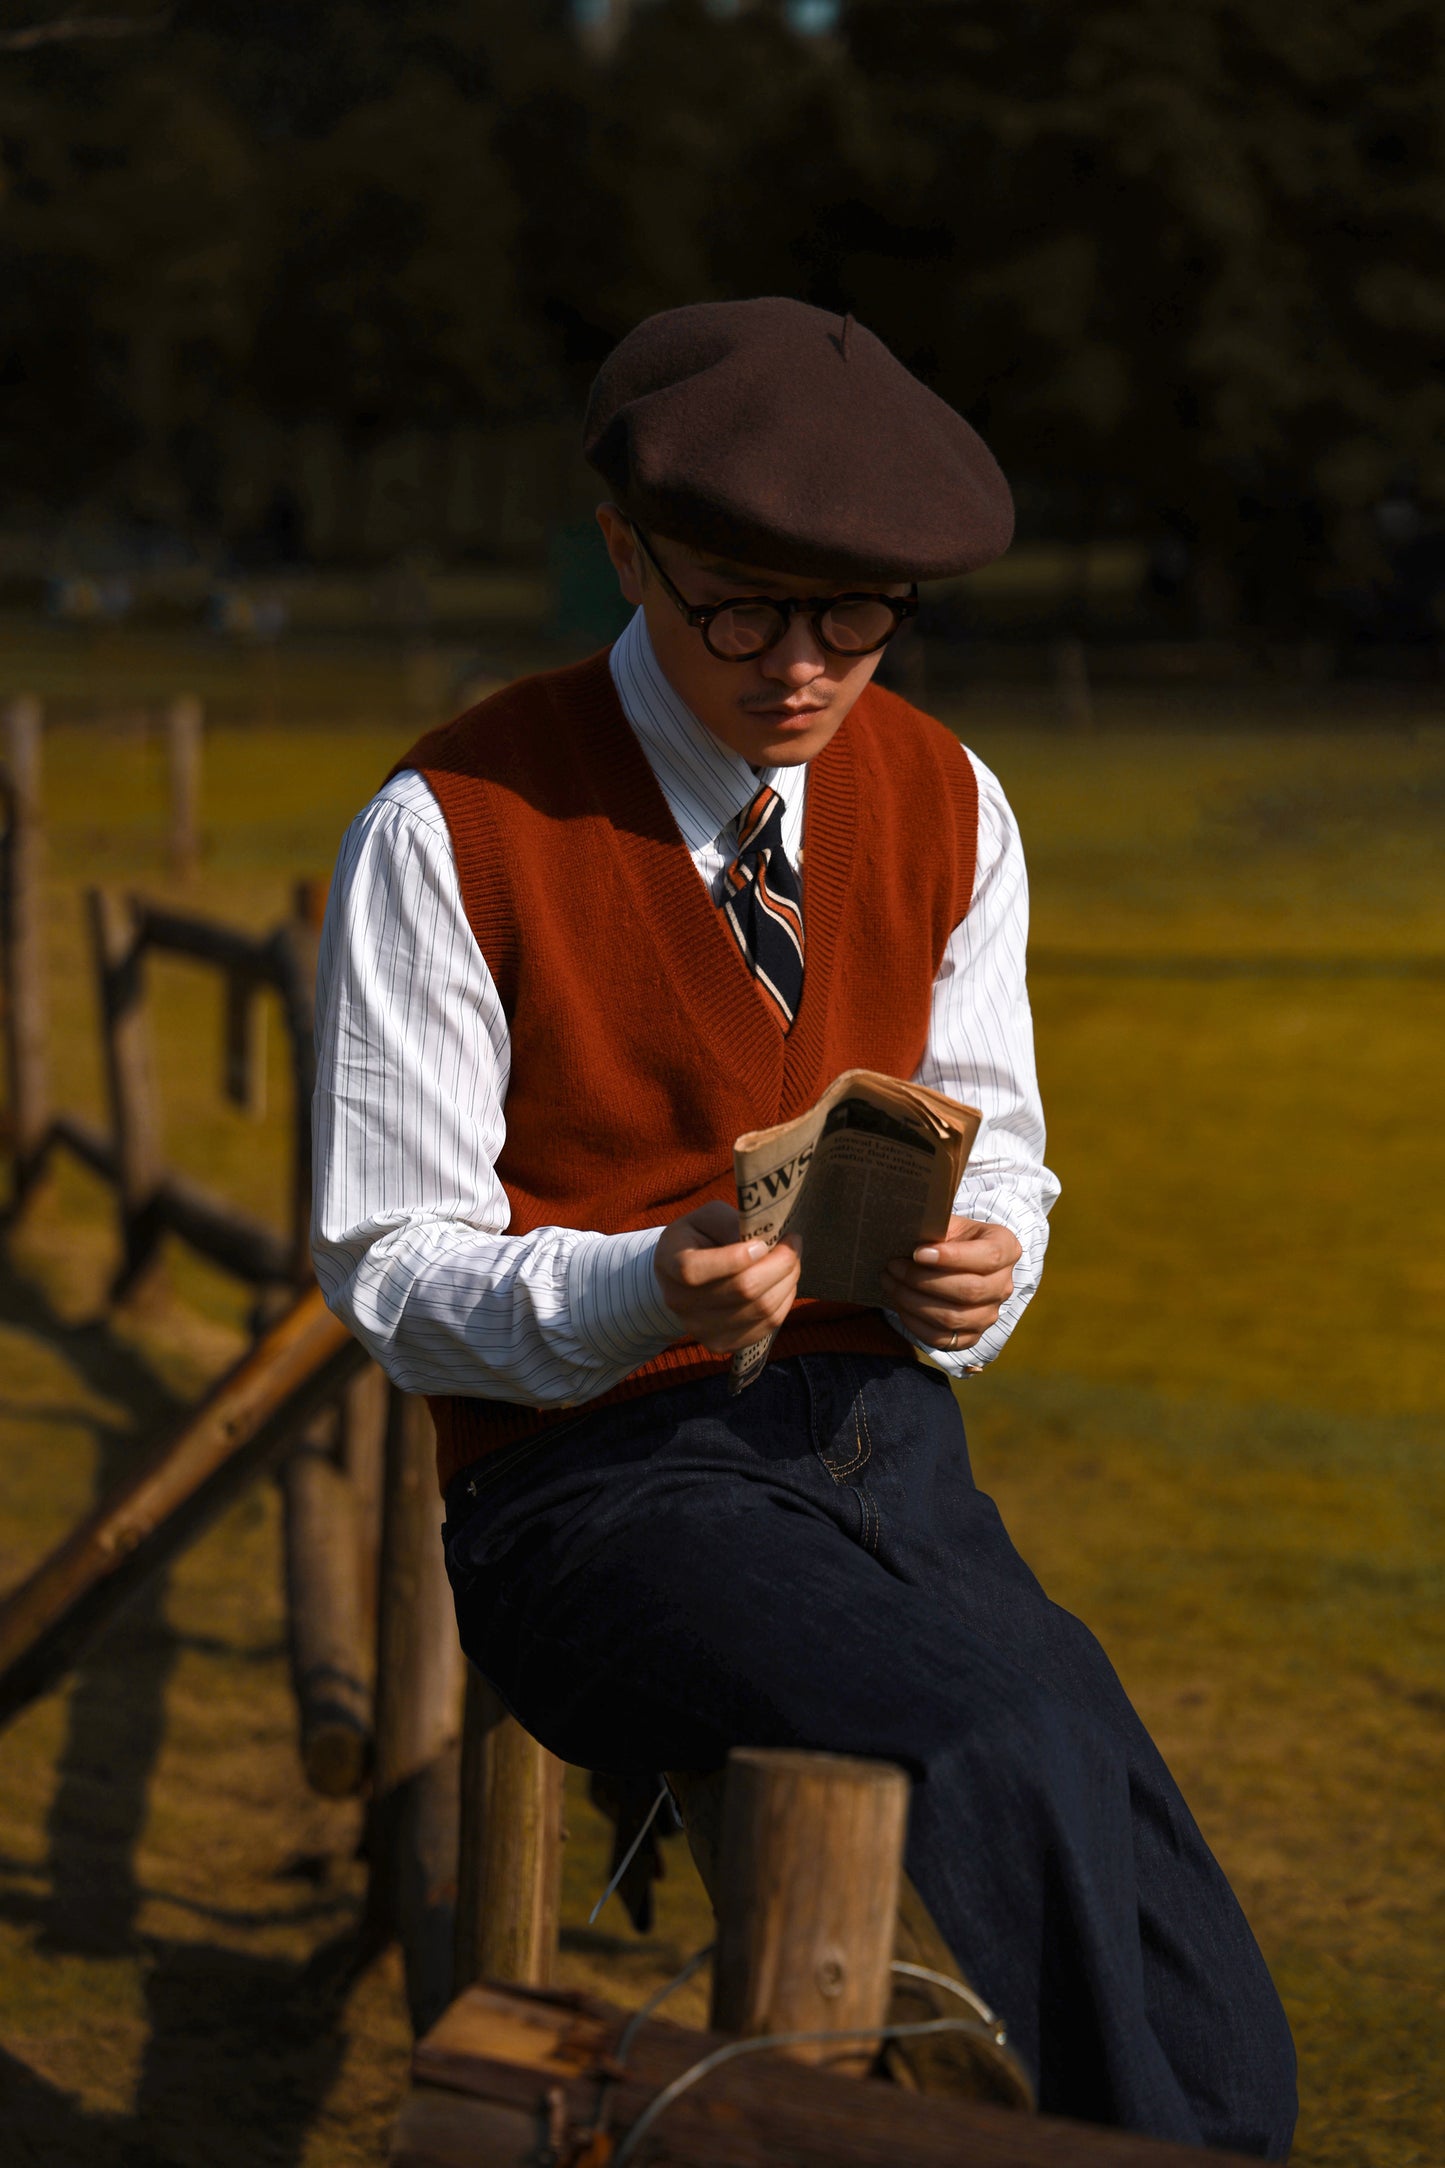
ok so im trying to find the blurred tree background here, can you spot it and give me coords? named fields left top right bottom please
left=1, top=0, right=1443, bottom=640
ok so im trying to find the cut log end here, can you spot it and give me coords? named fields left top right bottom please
left=301, top=1709, right=372, bottom=1799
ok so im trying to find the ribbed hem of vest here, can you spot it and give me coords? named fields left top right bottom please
left=431, top=1310, right=915, bottom=1496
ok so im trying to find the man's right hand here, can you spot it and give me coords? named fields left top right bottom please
left=654, top=1199, right=802, bottom=1353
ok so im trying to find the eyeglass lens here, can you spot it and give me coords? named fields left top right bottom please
left=705, top=597, right=902, bottom=660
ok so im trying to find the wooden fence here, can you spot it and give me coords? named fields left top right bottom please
left=0, top=695, right=465, bottom=2006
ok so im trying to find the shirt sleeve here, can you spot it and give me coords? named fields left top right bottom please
left=310, top=770, right=682, bottom=1404
left=888, top=745, right=1061, bottom=1376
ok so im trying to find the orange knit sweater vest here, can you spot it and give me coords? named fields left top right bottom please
left=396, top=649, right=979, bottom=1494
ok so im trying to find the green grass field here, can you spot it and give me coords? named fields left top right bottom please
left=0, top=646, right=1441, bottom=2166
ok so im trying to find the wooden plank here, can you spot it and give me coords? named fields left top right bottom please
left=88, top=886, right=164, bottom=1289
left=282, top=1433, right=372, bottom=1797
left=2, top=694, right=47, bottom=1193
left=0, top=1286, right=365, bottom=1727
left=408, top=1983, right=1264, bottom=2168
left=711, top=1749, right=907, bottom=2074
left=454, top=1671, right=564, bottom=1992
left=165, top=693, right=203, bottom=880
left=388, top=2088, right=535, bottom=2168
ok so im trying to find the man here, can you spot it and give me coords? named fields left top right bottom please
left=312, top=298, right=1296, bottom=2152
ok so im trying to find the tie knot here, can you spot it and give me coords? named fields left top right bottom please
left=736, top=784, right=785, bottom=854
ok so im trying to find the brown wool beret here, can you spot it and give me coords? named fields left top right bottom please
left=583, top=296, right=1013, bottom=583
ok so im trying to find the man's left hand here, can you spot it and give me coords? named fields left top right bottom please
left=879, top=1217, right=1022, bottom=1353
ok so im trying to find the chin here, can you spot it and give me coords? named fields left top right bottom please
left=755, top=737, right=818, bottom=766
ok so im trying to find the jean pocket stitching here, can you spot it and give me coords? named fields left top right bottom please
left=826, top=1359, right=871, bottom=1481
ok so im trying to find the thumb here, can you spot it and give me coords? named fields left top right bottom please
left=946, top=1215, right=991, bottom=1242
left=686, top=1198, right=743, bottom=1247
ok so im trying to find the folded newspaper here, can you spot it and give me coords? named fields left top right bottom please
left=728, top=1068, right=982, bottom=1393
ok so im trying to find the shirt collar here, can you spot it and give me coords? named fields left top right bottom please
left=609, top=607, right=792, bottom=853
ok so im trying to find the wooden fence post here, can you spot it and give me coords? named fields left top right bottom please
left=165, top=694, right=203, bottom=881
left=2, top=694, right=47, bottom=1200
left=282, top=1410, right=373, bottom=1797
left=87, top=887, right=164, bottom=1291
left=454, top=1668, right=564, bottom=1993
left=372, top=1388, right=464, bottom=2036
left=1053, top=637, right=1094, bottom=731
left=711, top=1748, right=909, bottom=2076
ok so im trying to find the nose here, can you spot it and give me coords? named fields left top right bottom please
left=760, top=609, right=829, bottom=685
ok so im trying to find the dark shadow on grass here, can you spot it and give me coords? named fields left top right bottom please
left=0, top=2044, right=126, bottom=2168
left=2, top=1255, right=372, bottom=2162
left=0, top=1934, right=364, bottom=2168
left=122, top=1931, right=357, bottom=2168
left=0, top=1248, right=183, bottom=1444
left=0, top=1249, right=187, bottom=1959
left=38, top=1556, right=176, bottom=1957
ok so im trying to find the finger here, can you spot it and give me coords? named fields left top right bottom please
left=665, top=1235, right=776, bottom=1290
left=670, top=1233, right=802, bottom=1298
left=687, top=1198, right=744, bottom=1246
left=699, top=1283, right=799, bottom=1353
left=734, top=1252, right=804, bottom=1306
left=889, top=1290, right=1001, bottom=1338
left=888, top=1302, right=984, bottom=1352
left=881, top=1262, right=1015, bottom=1306
left=907, top=1234, right=1021, bottom=1275
left=691, top=1256, right=802, bottom=1333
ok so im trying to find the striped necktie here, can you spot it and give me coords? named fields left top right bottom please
left=721, top=784, right=805, bottom=1028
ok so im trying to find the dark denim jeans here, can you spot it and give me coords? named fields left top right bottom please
left=442, top=1353, right=1297, bottom=2155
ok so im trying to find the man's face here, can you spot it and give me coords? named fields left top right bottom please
left=597, top=504, right=907, bottom=769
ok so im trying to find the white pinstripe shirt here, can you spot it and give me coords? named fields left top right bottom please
left=311, top=610, right=1059, bottom=1406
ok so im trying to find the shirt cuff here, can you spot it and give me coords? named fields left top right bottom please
left=566, top=1226, right=682, bottom=1372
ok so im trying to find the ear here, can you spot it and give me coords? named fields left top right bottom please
left=595, top=503, right=645, bottom=608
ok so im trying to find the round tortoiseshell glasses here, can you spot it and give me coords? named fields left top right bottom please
left=632, top=525, right=918, bottom=663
